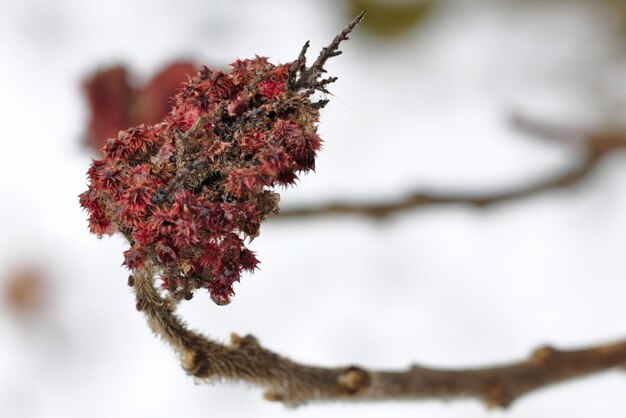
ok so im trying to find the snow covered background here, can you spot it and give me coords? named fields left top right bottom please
left=1, top=0, right=626, bottom=417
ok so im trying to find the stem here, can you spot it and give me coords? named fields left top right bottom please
left=132, top=268, right=626, bottom=408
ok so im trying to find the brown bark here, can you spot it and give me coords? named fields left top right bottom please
left=132, top=268, right=626, bottom=408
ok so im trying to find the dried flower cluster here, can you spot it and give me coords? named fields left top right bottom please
left=83, top=62, right=197, bottom=153
left=79, top=35, right=349, bottom=304
left=76, top=14, right=626, bottom=411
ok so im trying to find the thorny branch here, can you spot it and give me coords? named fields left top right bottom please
left=274, top=116, right=626, bottom=221
left=133, top=267, right=626, bottom=408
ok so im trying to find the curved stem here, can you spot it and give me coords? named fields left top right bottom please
left=132, top=267, right=362, bottom=407
left=132, top=268, right=626, bottom=408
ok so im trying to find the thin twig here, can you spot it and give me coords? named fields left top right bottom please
left=132, top=267, right=626, bottom=408
left=273, top=118, right=626, bottom=221
left=291, top=11, right=366, bottom=90
left=308, top=11, right=366, bottom=81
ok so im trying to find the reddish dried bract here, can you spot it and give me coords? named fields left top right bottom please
left=80, top=54, right=330, bottom=305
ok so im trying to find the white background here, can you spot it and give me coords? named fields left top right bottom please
left=1, top=0, right=626, bottom=417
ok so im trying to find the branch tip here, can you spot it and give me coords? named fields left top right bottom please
left=310, top=11, right=365, bottom=77
left=291, top=12, right=364, bottom=90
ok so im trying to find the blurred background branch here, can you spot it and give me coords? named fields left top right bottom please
left=274, top=118, right=626, bottom=220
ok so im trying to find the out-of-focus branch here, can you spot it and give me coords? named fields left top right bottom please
left=133, top=267, right=626, bottom=408
left=275, top=154, right=600, bottom=220
left=273, top=117, right=626, bottom=221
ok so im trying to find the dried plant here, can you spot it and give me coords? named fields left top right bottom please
left=80, top=11, right=626, bottom=410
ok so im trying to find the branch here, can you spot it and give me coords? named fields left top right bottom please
left=274, top=118, right=626, bottom=221
left=132, top=267, right=626, bottom=408
left=275, top=154, right=600, bottom=220
left=290, top=10, right=366, bottom=92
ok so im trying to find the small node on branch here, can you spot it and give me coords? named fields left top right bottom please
left=230, top=333, right=261, bottom=349
left=531, top=345, right=559, bottom=364
left=337, top=366, right=371, bottom=395
left=181, top=349, right=212, bottom=378
left=484, top=385, right=514, bottom=409
left=263, top=390, right=285, bottom=402
left=290, top=10, right=365, bottom=91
